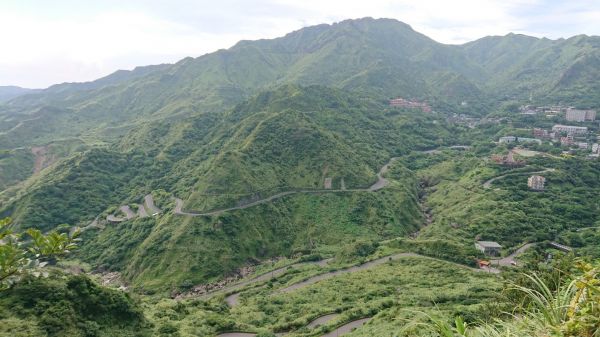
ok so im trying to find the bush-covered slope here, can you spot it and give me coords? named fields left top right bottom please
left=462, top=33, right=600, bottom=105
left=0, top=274, right=149, bottom=337
left=6, top=85, right=458, bottom=289
left=3, top=85, right=456, bottom=228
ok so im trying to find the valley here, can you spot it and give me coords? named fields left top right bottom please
left=0, top=17, right=599, bottom=337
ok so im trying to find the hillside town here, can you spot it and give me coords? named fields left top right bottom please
left=500, top=105, right=599, bottom=156
left=389, top=97, right=432, bottom=112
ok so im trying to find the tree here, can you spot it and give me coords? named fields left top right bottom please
left=0, top=217, right=80, bottom=290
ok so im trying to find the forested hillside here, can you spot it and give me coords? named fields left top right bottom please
left=1, top=17, right=600, bottom=337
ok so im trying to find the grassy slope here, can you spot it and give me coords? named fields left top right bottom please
left=462, top=33, right=600, bottom=106
left=142, top=255, right=500, bottom=336
left=78, top=162, right=422, bottom=290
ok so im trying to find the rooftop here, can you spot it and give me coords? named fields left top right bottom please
left=476, top=241, right=502, bottom=248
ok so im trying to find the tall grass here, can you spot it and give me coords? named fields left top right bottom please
left=410, top=260, right=599, bottom=337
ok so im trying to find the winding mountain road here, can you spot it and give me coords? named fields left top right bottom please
left=492, top=243, right=535, bottom=267
left=216, top=317, right=369, bottom=337
left=144, top=194, right=162, bottom=215
left=196, top=258, right=331, bottom=305
left=321, top=318, right=372, bottom=337
left=278, top=252, right=491, bottom=294
left=483, top=168, right=555, bottom=189
left=175, top=158, right=398, bottom=217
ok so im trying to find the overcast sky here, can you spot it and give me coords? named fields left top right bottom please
left=1, top=0, right=599, bottom=88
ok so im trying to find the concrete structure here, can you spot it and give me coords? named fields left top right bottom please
left=499, top=136, right=516, bottom=143
left=549, top=242, right=573, bottom=253
left=389, top=97, right=432, bottom=112
left=561, top=134, right=574, bottom=146
left=552, top=124, right=588, bottom=135
left=578, top=142, right=589, bottom=150
left=592, top=143, right=599, bottom=154
left=323, top=177, right=332, bottom=189
left=566, top=108, right=596, bottom=122
left=499, top=136, right=541, bottom=144
left=517, top=137, right=542, bottom=145
left=491, top=150, right=525, bottom=167
left=475, top=241, right=502, bottom=256
left=528, top=175, right=546, bottom=191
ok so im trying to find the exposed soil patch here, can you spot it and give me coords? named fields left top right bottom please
left=31, top=145, right=54, bottom=174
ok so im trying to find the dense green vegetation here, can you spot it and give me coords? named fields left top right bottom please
left=0, top=148, right=33, bottom=191
left=2, top=18, right=598, bottom=185
left=407, top=151, right=600, bottom=249
left=0, top=17, right=599, bottom=337
left=0, top=274, right=149, bottom=337
left=78, top=175, right=423, bottom=291
left=142, top=255, right=500, bottom=337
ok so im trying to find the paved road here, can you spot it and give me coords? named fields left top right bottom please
left=493, top=243, right=535, bottom=266
left=137, top=204, right=149, bottom=218
left=203, top=259, right=331, bottom=306
left=175, top=158, right=397, bottom=216
left=279, top=253, right=489, bottom=293
left=216, top=316, right=365, bottom=337
left=120, top=205, right=136, bottom=219
left=144, top=194, right=162, bottom=215
left=307, top=313, right=339, bottom=329
left=321, top=318, right=372, bottom=337
left=483, top=168, right=555, bottom=189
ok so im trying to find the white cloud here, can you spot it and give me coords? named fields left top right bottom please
left=0, top=0, right=598, bottom=87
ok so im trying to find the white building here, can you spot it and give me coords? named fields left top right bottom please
left=552, top=124, right=588, bottom=135
left=566, top=108, right=596, bottom=122
left=499, top=136, right=517, bottom=143
left=528, top=175, right=546, bottom=191
left=517, top=137, right=542, bottom=145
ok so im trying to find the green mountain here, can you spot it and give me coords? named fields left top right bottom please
left=5, top=85, right=463, bottom=289
left=1, top=17, right=599, bottom=291
left=462, top=33, right=600, bottom=105
left=0, top=86, right=38, bottom=102
left=2, top=18, right=599, bottom=197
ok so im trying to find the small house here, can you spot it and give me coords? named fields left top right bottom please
left=475, top=241, right=502, bottom=256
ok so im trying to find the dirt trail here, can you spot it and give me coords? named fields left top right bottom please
left=321, top=318, right=372, bottom=337
left=175, top=158, right=397, bottom=217
left=483, top=168, right=555, bottom=189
